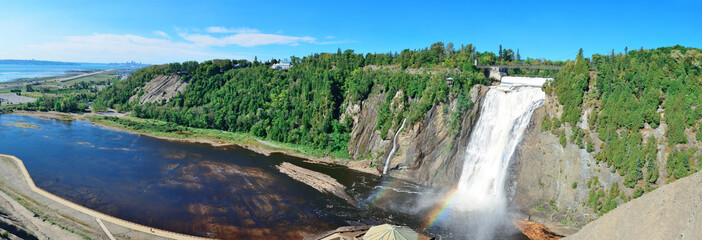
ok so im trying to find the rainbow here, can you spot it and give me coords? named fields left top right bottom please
left=422, top=186, right=459, bottom=229
left=365, top=176, right=463, bottom=230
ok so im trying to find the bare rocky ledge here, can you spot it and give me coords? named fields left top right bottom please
left=276, top=162, right=357, bottom=206
left=566, top=169, right=702, bottom=240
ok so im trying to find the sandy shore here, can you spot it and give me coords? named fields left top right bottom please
left=0, top=154, right=208, bottom=240
left=10, top=110, right=380, bottom=176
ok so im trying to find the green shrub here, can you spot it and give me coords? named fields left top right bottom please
left=559, top=133, right=567, bottom=148
left=667, top=149, right=693, bottom=180
left=600, top=198, right=618, bottom=215
left=553, top=117, right=562, bottom=129
left=549, top=200, right=559, bottom=212
left=571, top=182, right=578, bottom=189
left=541, top=116, right=552, bottom=132
left=633, top=186, right=644, bottom=198
left=586, top=140, right=595, bottom=152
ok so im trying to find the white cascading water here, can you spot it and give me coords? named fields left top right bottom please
left=383, top=118, right=406, bottom=174
left=454, top=86, right=545, bottom=210
left=447, top=85, right=545, bottom=239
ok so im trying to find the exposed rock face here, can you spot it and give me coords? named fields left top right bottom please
left=566, top=170, right=702, bottom=240
left=346, top=88, right=391, bottom=160
left=386, top=86, right=487, bottom=186
left=346, top=85, right=487, bottom=187
left=511, top=96, right=624, bottom=234
left=129, top=75, right=187, bottom=104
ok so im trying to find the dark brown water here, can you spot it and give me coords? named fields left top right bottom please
left=0, top=114, right=430, bottom=239
left=0, top=114, right=531, bottom=240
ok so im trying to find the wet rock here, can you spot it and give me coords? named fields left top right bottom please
left=513, top=219, right=564, bottom=240
left=276, top=162, right=357, bottom=206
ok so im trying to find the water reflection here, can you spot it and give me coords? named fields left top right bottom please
left=0, top=114, right=425, bottom=239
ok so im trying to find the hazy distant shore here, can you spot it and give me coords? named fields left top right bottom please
left=0, top=70, right=110, bottom=92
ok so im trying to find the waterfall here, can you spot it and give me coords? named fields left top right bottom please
left=456, top=86, right=546, bottom=211
left=443, top=85, right=544, bottom=239
left=454, top=86, right=544, bottom=211
left=383, top=118, right=406, bottom=174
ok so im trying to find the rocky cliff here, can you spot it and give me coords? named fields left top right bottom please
left=511, top=90, right=702, bottom=235
left=511, top=98, right=623, bottom=234
left=346, top=84, right=488, bottom=187
left=345, top=80, right=701, bottom=237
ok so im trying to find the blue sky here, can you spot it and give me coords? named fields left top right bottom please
left=0, top=0, right=700, bottom=64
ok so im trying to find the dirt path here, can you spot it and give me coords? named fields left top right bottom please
left=0, top=154, right=210, bottom=240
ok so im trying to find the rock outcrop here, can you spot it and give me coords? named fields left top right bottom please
left=129, top=75, right=187, bottom=104
left=511, top=103, right=623, bottom=233
left=566, top=170, right=702, bottom=240
left=513, top=219, right=564, bottom=240
left=385, top=85, right=486, bottom=186
left=346, top=85, right=487, bottom=187
left=276, top=162, right=356, bottom=206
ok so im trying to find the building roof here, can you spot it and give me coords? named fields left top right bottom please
left=363, top=224, right=418, bottom=240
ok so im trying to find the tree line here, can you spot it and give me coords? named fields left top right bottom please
left=19, top=42, right=497, bottom=157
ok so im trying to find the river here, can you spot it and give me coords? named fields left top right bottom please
left=0, top=114, right=427, bottom=239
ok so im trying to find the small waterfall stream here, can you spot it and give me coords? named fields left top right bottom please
left=383, top=118, right=406, bottom=174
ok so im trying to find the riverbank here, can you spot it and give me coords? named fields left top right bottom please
left=0, top=154, right=198, bottom=240
left=9, top=110, right=380, bottom=176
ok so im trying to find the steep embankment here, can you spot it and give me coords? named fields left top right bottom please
left=346, top=84, right=487, bottom=187
left=128, top=75, right=187, bottom=104
left=566, top=169, right=702, bottom=240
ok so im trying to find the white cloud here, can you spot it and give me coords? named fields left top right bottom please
left=154, top=30, right=170, bottom=39
left=205, top=26, right=260, bottom=34
left=20, top=33, right=239, bottom=63
left=180, top=32, right=316, bottom=47
left=6, top=27, right=353, bottom=63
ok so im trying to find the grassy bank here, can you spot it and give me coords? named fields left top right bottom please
left=87, top=115, right=353, bottom=160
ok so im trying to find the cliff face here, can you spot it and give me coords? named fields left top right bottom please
left=346, top=85, right=488, bottom=187
left=346, top=88, right=391, bottom=161
left=345, top=82, right=697, bottom=237
left=386, top=85, right=486, bottom=186
left=511, top=101, right=623, bottom=234
left=511, top=92, right=701, bottom=234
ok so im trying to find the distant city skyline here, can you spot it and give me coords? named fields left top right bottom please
left=0, top=0, right=700, bottom=64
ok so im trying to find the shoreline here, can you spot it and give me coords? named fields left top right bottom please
left=0, top=154, right=200, bottom=240
left=8, top=110, right=381, bottom=176
left=0, top=70, right=114, bottom=92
